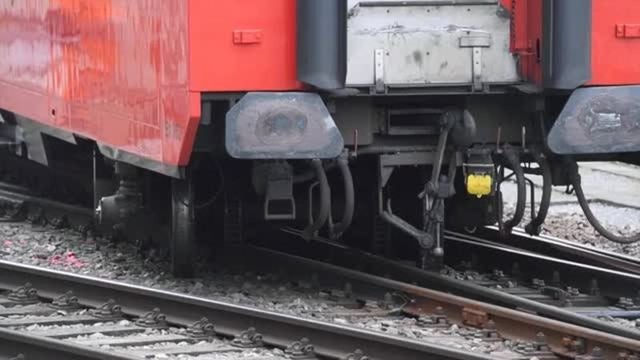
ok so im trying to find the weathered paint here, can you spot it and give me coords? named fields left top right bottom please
left=0, top=0, right=302, bottom=169
left=509, top=0, right=543, bottom=85
left=0, top=0, right=199, bottom=166
left=188, top=0, right=301, bottom=92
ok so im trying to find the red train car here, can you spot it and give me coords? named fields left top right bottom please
left=1, top=0, right=640, bottom=275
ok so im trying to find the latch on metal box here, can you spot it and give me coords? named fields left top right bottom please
left=459, top=33, right=492, bottom=91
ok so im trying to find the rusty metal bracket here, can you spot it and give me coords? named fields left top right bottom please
left=232, top=327, right=264, bottom=348
left=285, top=337, right=317, bottom=359
left=187, top=317, right=216, bottom=340
left=90, top=299, right=123, bottom=320
left=417, top=306, right=450, bottom=328
left=7, top=283, right=38, bottom=305
left=135, top=307, right=168, bottom=329
left=342, top=349, right=369, bottom=360
left=49, top=291, right=80, bottom=310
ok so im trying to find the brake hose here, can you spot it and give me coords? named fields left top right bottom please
left=524, top=150, right=551, bottom=235
left=568, top=160, right=640, bottom=244
left=498, top=145, right=526, bottom=237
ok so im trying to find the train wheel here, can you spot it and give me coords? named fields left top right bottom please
left=171, top=176, right=195, bottom=277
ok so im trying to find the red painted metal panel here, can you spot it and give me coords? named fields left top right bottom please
left=188, top=0, right=302, bottom=92
left=509, top=0, right=542, bottom=85
left=0, top=0, right=199, bottom=166
left=590, top=0, right=640, bottom=85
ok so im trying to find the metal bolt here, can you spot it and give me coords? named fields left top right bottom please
left=574, top=338, right=586, bottom=354
left=344, top=282, right=353, bottom=298
left=617, top=352, right=629, bottom=360
left=590, top=347, right=604, bottom=359
left=589, top=278, right=600, bottom=296
left=187, top=317, right=216, bottom=340
left=135, top=307, right=168, bottom=329
left=285, top=337, right=317, bottom=359
left=532, top=278, right=545, bottom=288
left=478, top=320, right=501, bottom=341
left=470, top=253, right=479, bottom=268
left=232, top=327, right=264, bottom=348
left=382, top=292, right=394, bottom=309
left=384, top=292, right=392, bottom=302
left=552, top=270, right=561, bottom=286
left=342, top=349, right=369, bottom=360
left=49, top=291, right=79, bottom=310
left=535, top=332, right=550, bottom=351
left=8, top=283, right=39, bottom=304
left=617, top=297, right=635, bottom=309
left=91, top=299, right=123, bottom=320
left=567, top=287, right=580, bottom=296
left=511, top=262, right=521, bottom=277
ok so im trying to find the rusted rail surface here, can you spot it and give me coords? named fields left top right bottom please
left=236, top=245, right=640, bottom=359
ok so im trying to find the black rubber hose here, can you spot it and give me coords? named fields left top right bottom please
left=568, top=161, right=640, bottom=244
left=293, top=160, right=337, bottom=184
left=498, top=145, right=526, bottom=237
left=524, top=150, right=551, bottom=235
left=331, top=156, right=354, bottom=238
left=302, top=159, right=331, bottom=240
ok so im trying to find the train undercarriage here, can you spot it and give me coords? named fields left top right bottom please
left=2, top=0, right=640, bottom=277
left=2, top=88, right=637, bottom=277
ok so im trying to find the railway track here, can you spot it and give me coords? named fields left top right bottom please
left=443, top=233, right=640, bottom=325
left=0, top=260, right=504, bottom=360
left=0, top=180, right=93, bottom=229
left=471, top=226, right=640, bottom=275
left=259, top=234, right=640, bottom=349
left=0, top=180, right=639, bottom=358
left=1, top=248, right=636, bottom=360
left=233, top=245, right=640, bottom=359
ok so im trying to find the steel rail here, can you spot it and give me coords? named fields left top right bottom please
left=234, top=245, right=640, bottom=359
left=0, top=181, right=93, bottom=219
left=444, top=232, right=640, bottom=300
left=0, top=260, right=493, bottom=360
left=258, top=237, right=640, bottom=345
left=0, top=327, right=138, bottom=360
left=462, top=226, right=640, bottom=275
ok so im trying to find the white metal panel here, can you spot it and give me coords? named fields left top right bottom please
left=346, top=1, right=519, bottom=89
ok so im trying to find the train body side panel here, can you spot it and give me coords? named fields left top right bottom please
left=0, top=0, right=199, bottom=167
left=188, top=0, right=302, bottom=92
left=590, top=0, right=640, bottom=85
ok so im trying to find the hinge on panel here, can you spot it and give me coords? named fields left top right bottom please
left=459, top=33, right=492, bottom=91
left=374, top=49, right=385, bottom=93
